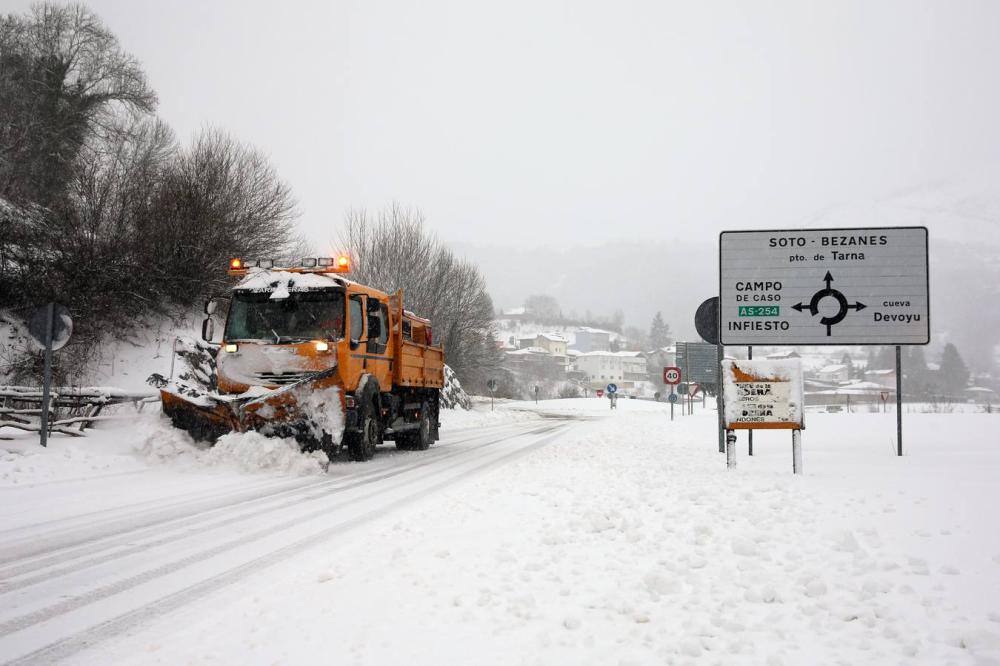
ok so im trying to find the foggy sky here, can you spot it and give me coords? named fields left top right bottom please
left=9, top=0, right=1000, bottom=254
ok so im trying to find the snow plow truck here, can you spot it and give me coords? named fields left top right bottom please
left=160, top=256, right=444, bottom=461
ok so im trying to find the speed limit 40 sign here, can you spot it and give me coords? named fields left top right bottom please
left=663, top=366, right=682, bottom=385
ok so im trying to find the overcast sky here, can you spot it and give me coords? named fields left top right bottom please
left=10, top=0, right=1000, bottom=252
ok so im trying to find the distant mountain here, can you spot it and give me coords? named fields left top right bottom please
left=455, top=177, right=1000, bottom=372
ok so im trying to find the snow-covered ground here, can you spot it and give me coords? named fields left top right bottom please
left=0, top=398, right=998, bottom=664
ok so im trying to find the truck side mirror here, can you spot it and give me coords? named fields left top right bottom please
left=201, top=318, right=215, bottom=342
left=204, top=299, right=218, bottom=315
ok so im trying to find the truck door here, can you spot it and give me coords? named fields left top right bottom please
left=364, top=297, right=393, bottom=388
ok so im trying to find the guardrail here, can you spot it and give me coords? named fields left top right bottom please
left=0, top=386, right=159, bottom=439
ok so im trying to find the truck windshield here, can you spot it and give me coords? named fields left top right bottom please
left=224, top=289, right=345, bottom=342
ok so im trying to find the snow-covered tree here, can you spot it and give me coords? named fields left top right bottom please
left=938, top=343, right=969, bottom=395
left=648, top=311, right=672, bottom=349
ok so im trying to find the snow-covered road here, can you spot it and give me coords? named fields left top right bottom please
left=0, top=416, right=574, bottom=664
left=1, top=399, right=999, bottom=665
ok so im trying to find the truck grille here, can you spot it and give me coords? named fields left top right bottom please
left=254, top=371, right=312, bottom=386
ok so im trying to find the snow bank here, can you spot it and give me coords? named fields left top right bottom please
left=125, top=410, right=1000, bottom=665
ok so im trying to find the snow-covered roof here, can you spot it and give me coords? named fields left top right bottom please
left=577, top=327, right=611, bottom=335
left=614, top=351, right=644, bottom=357
left=765, top=351, right=800, bottom=359
left=507, top=346, right=550, bottom=356
left=566, top=349, right=583, bottom=356
left=538, top=333, right=568, bottom=342
left=818, top=364, right=847, bottom=373
left=501, top=307, right=526, bottom=316
left=866, top=369, right=895, bottom=375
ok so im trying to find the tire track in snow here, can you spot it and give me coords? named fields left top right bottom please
left=0, top=421, right=555, bottom=589
left=0, top=420, right=540, bottom=570
left=0, top=423, right=571, bottom=665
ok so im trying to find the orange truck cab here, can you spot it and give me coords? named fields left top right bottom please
left=160, top=257, right=444, bottom=461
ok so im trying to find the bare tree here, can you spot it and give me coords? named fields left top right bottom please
left=340, top=203, right=502, bottom=389
left=0, top=3, right=157, bottom=206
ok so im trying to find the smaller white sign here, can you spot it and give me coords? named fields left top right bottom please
left=722, top=359, right=804, bottom=430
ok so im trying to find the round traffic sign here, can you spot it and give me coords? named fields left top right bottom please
left=487, top=379, right=498, bottom=392
left=596, top=389, right=604, bottom=398
left=668, top=392, right=679, bottom=403
left=663, top=366, right=681, bottom=385
left=28, top=304, right=73, bottom=351
left=606, top=383, right=618, bottom=394
left=695, top=297, right=719, bottom=345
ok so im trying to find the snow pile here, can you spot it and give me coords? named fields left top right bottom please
left=134, top=416, right=327, bottom=476
left=441, top=364, right=471, bottom=410
left=288, top=384, right=344, bottom=444
left=205, top=432, right=328, bottom=475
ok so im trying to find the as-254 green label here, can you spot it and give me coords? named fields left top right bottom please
left=738, top=306, right=780, bottom=317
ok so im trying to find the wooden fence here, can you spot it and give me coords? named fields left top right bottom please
left=0, top=386, right=159, bottom=439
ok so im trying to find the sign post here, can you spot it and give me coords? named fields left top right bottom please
left=28, top=303, right=73, bottom=448
left=747, top=345, right=753, bottom=456
left=896, top=346, right=903, bottom=456
left=720, top=227, right=929, bottom=460
left=487, top=378, right=498, bottom=411
left=668, top=390, right=678, bottom=420
left=534, top=385, right=539, bottom=405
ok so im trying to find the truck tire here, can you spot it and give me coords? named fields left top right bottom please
left=397, top=401, right=432, bottom=451
left=346, top=396, right=380, bottom=461
left=411, top=401, right=432, bottom=450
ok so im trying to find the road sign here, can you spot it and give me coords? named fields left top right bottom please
left=722, top=360, right=804, bottom=431
left=688, top=382, right=700, bottom=397
left=668, top=392, right=678, bottom=403
left=880, top=391, right=889, bottom=402
left=694, top=297, right=719, bottom=344
left=676, top=342, right=717, bottom=384
left=663, top=366, right=681, bottom=385
left=606, top=383, right=618, bottom=394
left=719, top=227, right=929, bottom=345
left=28, top=304, right=72, bottom=352
left=596, top=389, right=604, bottom=398
left=487, top=379, right=498, bottom=392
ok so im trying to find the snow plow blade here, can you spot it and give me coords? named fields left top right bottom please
left=160, top=366, right=341, bottom=445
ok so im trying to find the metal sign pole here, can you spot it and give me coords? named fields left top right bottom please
left=670, top=388, right=674, bottom=421
left=685, top=349, right=691, bottom=415
left=747, top=345, right=753, bottom=456
left=38, top=303, right=55, bottom=448
left=716, top=340, right=725, bottom=453
left=792, top=429, right=802, bottom=474
left=896, top=345, right=903, bottom=456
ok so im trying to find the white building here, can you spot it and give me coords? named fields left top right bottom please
left=572, top=351, right=647, bottom=390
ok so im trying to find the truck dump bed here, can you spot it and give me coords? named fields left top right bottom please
left=390, top=292, right=444, bottom=390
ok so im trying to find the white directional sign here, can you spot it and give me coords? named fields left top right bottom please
left=719, top=227, right=929, bottom=345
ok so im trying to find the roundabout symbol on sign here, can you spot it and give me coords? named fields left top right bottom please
left=791, top=271, right=867, bottom=337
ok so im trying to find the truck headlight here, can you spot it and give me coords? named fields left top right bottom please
left=314, top=341, right=329, bottom=352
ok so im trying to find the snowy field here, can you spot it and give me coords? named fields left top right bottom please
left=0, top=399, right=998, bottom=664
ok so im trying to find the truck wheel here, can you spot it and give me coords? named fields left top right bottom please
left=346, top=398, right=380, bottom=461
left=411, top=401, right=432, bottom=451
